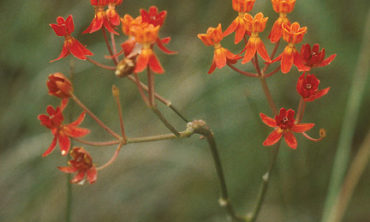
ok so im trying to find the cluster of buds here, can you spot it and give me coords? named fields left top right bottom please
left=198, top=0, right=336, bottom=149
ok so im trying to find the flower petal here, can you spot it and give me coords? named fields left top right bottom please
left=149, top=52, right=164, bottom=74
left=50, top=44, right=69, bottom=63
left=65, top=15, right=74, bottom=34
left=284, top=131, right=297, bottom=149
left=291, top=123, right=315, bottom=133
left=134, top=52, right=150, bottom=73
left=86, top=167, right=97, bottom=184
left=281, top=47, right=294, bottom=73
left=156, top=38, right=177, bottom=54
left=71, top=171, right=85, bottom=184
left=260, top=113, right=277, bottom=127
left=256, top=38, right=271, bottom=62
left=319, top=54, right=336, bottom=67
left=263, top=129, right=283, bottom=146
left=70, top=112, right=86, bottom=127
left=207, top=61, right=217, bottom=74
left=241, top=38, right=257, bottom=64
left=42, top=136, right=57, bottom=157
left=58, top=166, right=77, bottom=173
left=58, top=134, right=71, bottom=156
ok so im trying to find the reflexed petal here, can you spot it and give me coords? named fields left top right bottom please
left=208, top=62, right=217, bottom=74
left=268, top=20, right=283, bottom=43
left=234, top=23, right=246, bottom=44
left=60, top=98, right=69, bottom=111
left=58, top=166, right=77, bottom=173
left=69, top=39, right=87, bottom=60
left=305, top=87, right=330, bottom=102
left=291, top=123, right=315, bottom=133
left=281, top=47, right=294, bottom=73
left=263, top=129, right=283, bottom=146
left=103, top=18, right=119, bottom=35
left=71, top=171, right=85, bottom=184
left=148, top=53, right=164, bottom=74
left=260, top=113, right=277, bottom=127
left=284, top=131, right=297, bottom=149
left=223, top=20, right=238, bottom=37
left=241, top=39, right=257, bottom=64
left=50, top=44, right=69, bottom=63
left=65, top=126, right=90, bottom=138
left=58, top=134, right=71, bottom=155
left=156, top=38, right=177, bottom=54
left=319, top=54, right=336, bottom=67
left=70, top=112, right=86, bottom=127
left=42, top=136, right=58, bottom=157
left=90, top=16, right=104, bottom=33
left=256, top=38, right=271, bottom=62
left=38, top=114, right=51, bottom=127
left=134, top=53, right=149, bottom=73
left=86, top=167, right=97, bottom=184
left=213, top=48, right=227, bottom=68
left=295, top=51, right=310, bottom=71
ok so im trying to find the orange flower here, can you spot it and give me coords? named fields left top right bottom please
left=83, top=0, right=118, bottom=35
left=260, top=107, right=314, bottom=149
left=242, top=13, right=271, bottom=63
left=268, top=0, right=296, bottom=43
left=130, top=23, right=164, bottom=74
left=50, top=15, right=93, bottom=62
left=47, top=73, right=73, bottom=99
left=232, top=0, right=256, bottom=13
left=106, top=0, right=123, bottom=27
left=198, top=24, right=241, bottom=74
left=273, top=22, right=309, bottom=73
left=58, top=147, right=97, bottom=184
left=224, top=0, right=256, bottom=44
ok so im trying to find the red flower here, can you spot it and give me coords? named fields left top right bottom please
left=299, top=43, right=336, bottom=71
left=296, top=72, right=330, bottom=102
left=268, top=0, right=296, bottom=43
left=198, top=24, right=241, bottom=74
left=47, top=73, right=73, bottom=98
left=58, top=147, right=97, bottom=184
left=273, top=22, right=309, bottom=73
left=242, top=13, right=271, bottom=63
left=140, top=6, right=167, bottom=27
left=83, top=0, right=118, bottom=35
left=50, top=15, right=93, bottom=62
left=106, top=0, right=123, bottom=27
left=38, top=99, right=90, bottom=157
left=260, top=108, right=314, bottom=149
left=224, top=0, right=256, bottom=44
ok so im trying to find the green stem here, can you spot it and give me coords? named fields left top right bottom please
left=321, top=9, right=370, bottom=222
left=151, top=106, right=180, bottom=137
left=248, top=141, right=281, bottom=222
left=192, top=121, right=246, bottom=221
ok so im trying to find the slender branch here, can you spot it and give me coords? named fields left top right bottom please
left=192, top=120, right=247, bottom=221
left=127, top=129, right=193, bottom=144
left=147, top=67, right=155, bottom=106
left=248, top=141, right=281, bottom=222
left=262, top=40, right=280, bottom=73
left=112, top=85, right=127, bottom=142
left=227, top=63, right=259, bottom=78
left=264, top=65, right=281, bottom=78
left=133, top=74, right=150, bottom=107
left=86, top=57, right=116, bottom=70
left=102, top=28, right=118, bottom=65
left=73, top=138, right=120, bottom=146
left=254, top=55, right=278, bottom=115
left=295, top=98, right=306, bottom=123
left=110, top=32, right=118, bottom=56
left=151, top=106, right=180, bottom=136
left=71, top=94, right=122, bottom=140
left=65, top=149, right=72, bottom=222
left=96, top=142, right=124, bottom=171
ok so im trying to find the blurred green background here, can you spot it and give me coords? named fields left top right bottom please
left=0, top=0, right=369, bottom=221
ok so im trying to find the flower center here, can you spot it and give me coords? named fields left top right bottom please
left=305, top=83, right=312, bottom=89
left=282, top=117, right=289, bottom=123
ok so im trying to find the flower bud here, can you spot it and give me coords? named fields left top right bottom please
left=47, top=72, right=73, bottom=98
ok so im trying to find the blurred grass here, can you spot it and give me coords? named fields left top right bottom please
left=0, top=0, right=369, bottom=222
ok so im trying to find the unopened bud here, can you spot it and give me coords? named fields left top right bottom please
left=47, top=72, right=73, bottom=98
left=112, top=84, right=120, bottom=97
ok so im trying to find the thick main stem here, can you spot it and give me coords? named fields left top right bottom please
left=248, top=141, right=281, bottom=222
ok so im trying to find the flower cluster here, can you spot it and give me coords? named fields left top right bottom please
left=198, top=0, right=336, bottom=149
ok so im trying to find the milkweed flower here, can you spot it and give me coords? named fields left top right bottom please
left=224, top=0, right=256, bottom=44
left=273, top=22, right=309, bottom=73
left=106, top=0, right=123, bottom=27
left=198, top=24, right=241, bottom=74
left=50, top=15, right=93, bottom=62
left=260, top=108, right=314, bottom=149
left=296, top=72, right=330, bottom=102
left=299, top=43, right=336, bottom=71
left=38, top=99, right=90, bottom=157
left=83, top=0, right=118, bottom=35
left=268, top=0, right=296, bottom=43
left=131, top=23, right=164, bottom=73
left=120, top=14, right=142, bottom=56
left=242, top=12, right=271, bottom=64
left=58, top=147, right=97, bottom=184
left=47, top=73, right=73, bottom=98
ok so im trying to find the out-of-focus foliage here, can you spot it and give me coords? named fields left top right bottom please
left=0, top=0, right=369, bottom=222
